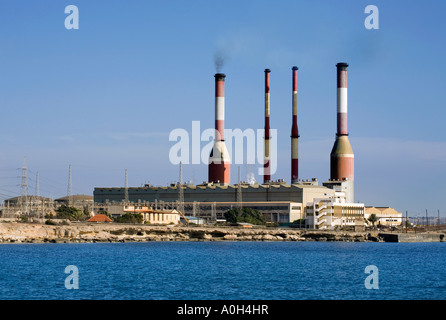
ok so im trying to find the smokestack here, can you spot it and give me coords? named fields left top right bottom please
left=209, top=73, right=231, bottom=185
left=264, top=69, right=271, bottom=183
left=291, top=66, right=299, bottom=184
left=330, top=62, right=354, bottom=202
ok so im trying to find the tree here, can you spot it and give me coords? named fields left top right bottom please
left=83, top=205, right=91, bottom=217
left=224, top=207, right=266, bottom=225
left=368, top=214, right=379, bottom=228
left=56, top=205, right=88, bottom=221
left=114, top=213, right=144, bottom=224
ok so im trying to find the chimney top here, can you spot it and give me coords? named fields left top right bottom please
left=214, top=73, right=226, bottom=80
left=336, top=62, right=349, bottom=70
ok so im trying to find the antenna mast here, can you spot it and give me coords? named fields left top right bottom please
left=67, top=164, right=72, bottom=206
left=178, top=161, right=184, bottom=214
left=237, top=166, right=242, bottom=213
left=124, top=169, right=129, bottom=203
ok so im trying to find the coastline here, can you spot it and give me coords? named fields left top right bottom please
left=0, top=222, right=444, bottom=243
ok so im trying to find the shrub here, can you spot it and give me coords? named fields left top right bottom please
left=224, top=207, right=266, bottom=225
left=114, top=213, right=144, bottom=224
left=56, top=205, right=88, bottom=221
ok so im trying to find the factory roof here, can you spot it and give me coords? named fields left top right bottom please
left=88, top=214, right=112, bottom=222
left=5, top=195, right=52, bottom=202
left=95, top=182, right=328, bottom=192
left=55, top=195, right=94, bottom=202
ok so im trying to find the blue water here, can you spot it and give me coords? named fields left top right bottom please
left=0, top=242, right=444, bottom=300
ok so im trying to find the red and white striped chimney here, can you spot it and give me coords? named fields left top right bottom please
left=337, top=63, right=348, bottom=136
left=264, top=68, right=271, bottom=183
left=291, top=66, right=299, bottom=184
left=330, top=62, right=355, bottom=202
left=209, top=73, right=231, bottom=185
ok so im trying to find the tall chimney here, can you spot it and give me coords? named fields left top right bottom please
left=291, top=66, right=299, bottom=184
left=264, top=69, right=271, bottom=183
left=209, top=73, right=231, bottom=185
left=330, top=62, right=354, bottom=202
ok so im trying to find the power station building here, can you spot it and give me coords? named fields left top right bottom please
left=93, top=180, right=335, bottom=223
left=93, top=62, right=359, bottom=226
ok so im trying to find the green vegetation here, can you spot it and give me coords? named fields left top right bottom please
left=45, top=219, right=57, bottom=225
left=368, top=213, right=379, bottom=228
left=18, top=216, right=29, bottom=223
left=56, top=205, right=88, bottom=221
left=114, top=213, right=144, bottom=224
left=224, top=207, right=266, bottom=225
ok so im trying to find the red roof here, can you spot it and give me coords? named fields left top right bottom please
left=88, top=214, right=112, bottom=222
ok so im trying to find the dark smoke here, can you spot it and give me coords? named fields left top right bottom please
left=214, top=51, right=227, bottom=73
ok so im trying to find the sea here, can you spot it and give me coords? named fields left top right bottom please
left=0, top=241, right=444, bottom=300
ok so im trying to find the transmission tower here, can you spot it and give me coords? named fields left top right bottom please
left=20, top=157, right=29, bottom=214
left=67, top=164, right=73, bottom=206
left=124, top=169, right=129, bottom=204
left=35, top=171, right=39, bottom=197
left=178, top=161, right=184, bottom=214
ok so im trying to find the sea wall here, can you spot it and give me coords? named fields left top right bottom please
left=0, top=222, right=381, bottom=243
left=378, top=232, right=445, bottom=243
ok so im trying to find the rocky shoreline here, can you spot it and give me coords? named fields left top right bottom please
left=0, top=222, right=385, bottom=243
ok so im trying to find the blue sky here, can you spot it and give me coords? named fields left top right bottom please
left=0, top=1, right=445, bottom=217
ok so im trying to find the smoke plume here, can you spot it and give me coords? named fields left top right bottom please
left=214, top=51, right=227, bottom=73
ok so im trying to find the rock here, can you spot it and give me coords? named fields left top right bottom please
left=189, top=231, right=206, bottom=239
left=223, top=234, right=237, bottom=240
left=262, top=234, right=275, bottom=241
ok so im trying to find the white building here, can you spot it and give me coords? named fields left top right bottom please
left=364, top=207, right=403, bottom=227
left=123, top=205, right=181, bottom=225
left=305, top=192, right=365, bottom=230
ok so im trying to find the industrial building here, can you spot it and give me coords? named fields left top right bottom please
left=1, top=194, right=94, bottom=218
left=365, top=207, right=403, bottom=227
left=54, top=195, right=93, bottom=208
left=305, top=194, right=365, bottom=230
left=2, top=195, right=54, bottom=218
left=93, top=63, right=360, bottom=225
left=94, top=180, right=335, bottom=223
left=123, top=205, right=181, bottom=225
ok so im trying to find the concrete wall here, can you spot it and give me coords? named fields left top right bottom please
left=379, top=233, right=445, bottom=242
